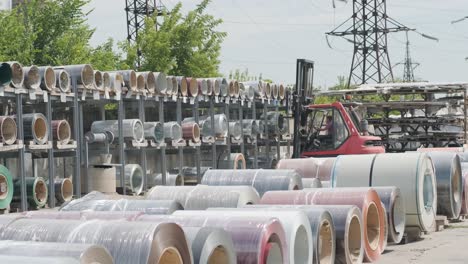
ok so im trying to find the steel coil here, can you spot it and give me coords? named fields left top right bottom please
left=91, top=119, right=144, bottom=143
left=227, top=80, right=236, bottom=97
left=182, top=122, right=201, bottom=143
left=23, top=66, right=41, bottom=90
left=102, top=72, right=111, bottom=92
left=13, top=177, right=48, bottom=208
left=143, top=122, right=164, bottom=143
left=461, top=169, right=468, bottom=215
left=0, top=116, right=17, bottom=145
left=0, top=219, right=191, bottom=264
left=51, top=120, right=71, bottom=145
left=210, top=78, right=220, bottom=96
left=206, top=209, right=313, bottom=264
left=183, top=119, right=211, bottom=138
left=143, top=214, right=288, bottom=264
left=185, top=77, right=199, bottom=97
left=241, top=205, right=336, bottom=264
left=54, top=69, right=70, bottom=92
left=219, top=78, right=228, bottom=97
left=260, top=188, right=386, bottom=262
left=372, top=187, right=406, bottom=243
left=0, top=165, right=14, bottom=209
left=331, top=153, right=437, bottom=233
left=202, top=169, right=303, bottom=196
left=138, top=72, right=156, bottom=93
left=54, top=64, right=94, bottom=90
left=115, top=164, right=144, bottom=195
left=152, top=173, right=184, bottom=186
left=271, top=83, right=279, bottom=99
left=239, top=83, right=255, bottom=101
left=54, top=178, right=73, bottom=203
left=178, top=167, right=211, bottom=185
left=85, top=131, right=114, bottom=144
left=0, top=63, right=12, bottom=86
left=242, top=81, right=263, bottom=98
left=426, top=152, right=463, bottom=219
left=111, top=70, right=137, bottom=92
left=217, top=152, right=246, bottom=170
left=22, top=210, right=146, bottom=221
left=0, top=240, right=113, bottom=264
left=277, top=157, right=336, bottom=180
left=6, top=61, right=24, bottom=88
left=108, top=72, right=123, bottom=95
left=197, top=79, right=208, bottom=95
left=163, top=122, right=183, bottom=141
left=229, top=121, right=242, bottom=140
left=146, top=185, right=260, bottom=209
left=175, top=76, right=188, bottom=96
left=263, top=81, right=272, bottom=99
left=37, top=66, right=56, bottom=91
left=242, top=119, right=259, bottom=137
left=93, top=70, right=104, bottom=90
left=203, top=114, right=228, bottom=138
left=20, top=113, right=49, bottom=145
left=205, top=79, right=214, bottom=95
left=135, top=74, right=145, bottom=93
left=183, top=227, right=236, bottom=264
left=153, top=72, right=167, bottom=95
left=279, top=84, right=285, bottom=99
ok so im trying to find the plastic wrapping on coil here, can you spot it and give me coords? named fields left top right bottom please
left=164, top=213, right=289, bottom=264
left=277, top=157, right=336, bottom=180
left=242, top=205, right=335, bottom=264
left=0, top=219, right=192, bottom=264
left=331, top=153, right=437, bottom=233
left=0, top=165, right=14, bottom=209
left=60, top=198, right=183, bottom=214
left=0, top=240, right=114, bottom=264
left=302, top=178, right=322, bottom=188
left=91, top=119, right=144, bottom=143
left=242, top=119, right=259, bottom=137
left=260, top=188, right=386, bottom=262
left=23, top=210, right=145, bottom=221
left=183, top=227, right=237, bottom=264
left=163, top=121, right=183, bottom=141
left=426, top=152, right=463, bottom=219
left=146, top=185, right=260, bottom=209
left=143, top=122, right=164, bottom=143
left=229, top=121, right=242, bottom=140
left=262, top=112, right=285, bottom=135
left=372, top=187, right=406, bottom=243
left=204, top=209, right=313, bottom=264
left=201, top=169, right=303, bottom=196
left=0, top=255, right=80, bottom=264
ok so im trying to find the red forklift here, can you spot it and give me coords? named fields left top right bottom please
left=292, top=59, right=385, bottom=158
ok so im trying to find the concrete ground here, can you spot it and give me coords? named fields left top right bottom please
left=378, top=221, right=468, bottom=263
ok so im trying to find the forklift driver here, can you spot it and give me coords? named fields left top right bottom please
left=317, top=116, right=333, bottom=135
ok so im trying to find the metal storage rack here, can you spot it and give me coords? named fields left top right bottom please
left=319, top=83, right=468, bottom=152
left=5, top=77, right=294, bottom=210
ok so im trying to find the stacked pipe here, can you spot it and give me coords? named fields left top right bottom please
left=146, top=185, right=260, bottom=209
left=201, top=169, right=303, bottom=196
left=260, top=188, right=387, bottom=262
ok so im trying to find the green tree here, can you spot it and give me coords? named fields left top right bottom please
left=0, top=0, right=124, bottom=69
left=138, top=0, right=226, bottom=76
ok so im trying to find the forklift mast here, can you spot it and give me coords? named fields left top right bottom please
left=292, top=59, right=315, bottom=158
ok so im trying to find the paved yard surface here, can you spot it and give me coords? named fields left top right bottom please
left=379, top=221, right=468, bottom=263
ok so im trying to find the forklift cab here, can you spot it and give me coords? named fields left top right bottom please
left=302, top=104, right=352, bottom=153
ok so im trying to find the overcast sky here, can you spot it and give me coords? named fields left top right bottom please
left=86, top=0, right=468, bottom=88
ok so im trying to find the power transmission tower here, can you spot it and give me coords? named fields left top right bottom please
left=125, top=0, right=167, bottom=66
left=326, top=0, right=412, bottom=87
left=395, top=32, right=419, bottom=82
